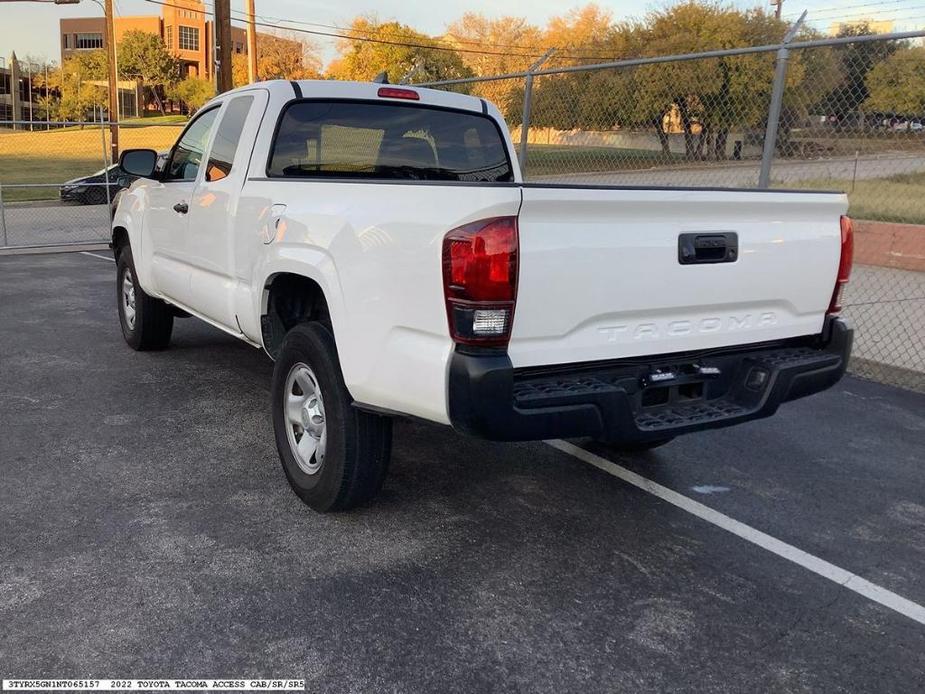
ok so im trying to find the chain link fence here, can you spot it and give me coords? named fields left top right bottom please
left=422, top=30, right=925, bottom=391
left=1, top=31, right=922, bottom=390
left=0, top=119, right=183, bottom=249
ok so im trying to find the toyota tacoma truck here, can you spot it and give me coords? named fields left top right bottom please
left=111, top=79, right=854, bottom=512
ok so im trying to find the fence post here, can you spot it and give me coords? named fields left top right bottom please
left=0, top=182, right=8, bottom=248
left=99, top=108, right=113, bottom=218
left=519, top=49, right=555, bottom=179
left=759, top=12, right=806, bottom=188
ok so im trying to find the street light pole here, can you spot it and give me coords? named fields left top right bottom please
left=245, top=0, right=257, bottom=84
left=214, top=0, right=233, bottom=93
left=103, top=0, right=118, bottom=163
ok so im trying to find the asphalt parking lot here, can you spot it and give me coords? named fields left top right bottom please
left=2, top=251, right=924, bottom=693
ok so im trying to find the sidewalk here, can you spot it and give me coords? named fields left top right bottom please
left=844, top=264, right=925, bottom=390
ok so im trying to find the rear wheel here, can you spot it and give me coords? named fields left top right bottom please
left=271, top=322, right=392, bottom=512
left=116, top=246, right=174, bottom=350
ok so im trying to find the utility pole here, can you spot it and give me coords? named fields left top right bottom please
left=104, top=0, right=118, bottom=163
left=772, top=0, right=784, bottom=20
left=245, top=0, right=258, bottom=84
left=214, top=0, right=233, bottom=93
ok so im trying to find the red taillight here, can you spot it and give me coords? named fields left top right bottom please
left=442, top=216, right=519, bottom=347
left=377, top=87, right=420, bottom=100
left=828, top=215, right=854, bottom=314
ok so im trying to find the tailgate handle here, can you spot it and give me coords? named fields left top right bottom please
left=679, top=232, right=738, bottom=264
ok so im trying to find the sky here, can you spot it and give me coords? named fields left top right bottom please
left=1, top=0, right=924, bottom=68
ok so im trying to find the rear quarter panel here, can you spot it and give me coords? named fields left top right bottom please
left=244, top=179, right=521, bottom=424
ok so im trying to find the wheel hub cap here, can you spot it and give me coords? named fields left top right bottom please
left=284, top=363, right=326, bottom=475
left=122, top=269, right=136, bottom=330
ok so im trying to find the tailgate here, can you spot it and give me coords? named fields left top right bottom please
left=509, top=185, right=848, bottom=368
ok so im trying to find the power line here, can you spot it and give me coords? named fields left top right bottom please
left=143, top=0, right=621, bottom=62
left=247, top=13, right=622, bottom=61
left=787, top=0, right=912, bottom=15
left=230, top=10, right=559, bottom=55
left=814, top=8, right=925, bottom=24
left=786, top=0, right=916, bottom=19
left=799, top=5, right=925, bottom=22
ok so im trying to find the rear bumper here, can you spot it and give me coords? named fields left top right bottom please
left=448, top=317, right=853, bottom=442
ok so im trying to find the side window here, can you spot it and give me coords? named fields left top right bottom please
left=206, top=95, right=254, bottom=182
left=163, top=107, right=219, bottom=182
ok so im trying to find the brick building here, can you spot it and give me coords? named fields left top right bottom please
left=0, top=53, right=38, bottom=124
left=59, top=0, right=269, bottom=82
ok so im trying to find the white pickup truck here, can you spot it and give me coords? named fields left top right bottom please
left=112, top=79, right=854, bottom=512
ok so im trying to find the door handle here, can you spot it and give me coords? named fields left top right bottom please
left=173, top=202, right=189, bottom=214
left=678, top=232, right=738, bottom=264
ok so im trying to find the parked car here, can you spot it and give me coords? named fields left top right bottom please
left=60, top=164, right=135, bottom=205
left=106, top=152, right=168, bottom=218
left=111, top=80, right=854, bottom=512
left=890, top=119, right=924, bottom=132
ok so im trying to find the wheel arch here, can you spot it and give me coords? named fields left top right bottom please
left=111, top=226, right=129, bottom=261
left=261, top=271, right=333, bottom=359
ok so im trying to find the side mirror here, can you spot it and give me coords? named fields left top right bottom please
left=119, top=149, right=158, bottom=178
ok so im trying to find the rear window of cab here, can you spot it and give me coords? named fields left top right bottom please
left=267, top=100, right=514, bottom=183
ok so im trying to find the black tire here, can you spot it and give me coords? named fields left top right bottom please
left=116, top=245, right=174, bottom=350
left=599, top=437, right=674, bottom=453
left=271, top=322, right=392, bottom=512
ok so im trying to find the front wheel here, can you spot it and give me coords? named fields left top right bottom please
left=116, top=246, right=174, bottom=350
left=271, top=322, right=392, bottom=512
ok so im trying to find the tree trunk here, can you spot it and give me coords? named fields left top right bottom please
left=653, top=115, right=671, bottom=157
left=696, top=125, right=709, bottom=161
left=152, top=86, right=166, bottom=116
left=714, top=129, right=728, bottom=161
left=679, top=99, right=697, bottom=160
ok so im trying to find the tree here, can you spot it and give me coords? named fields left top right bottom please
left=444, top=13, right=542, bottom=119
left=811, top=22, right=903, bottom=128
left=326, top=18, right=472, bottom=84
left=864, top=47, right=925, bottom=117
left=166, top=77, right=215, bottom=114
left=446, top=13, right=542, bottom=75
left=44, top=52, right=108, bottom=122
left=117, top=30, right=181, bottom=114
left=542, top=4, right=619, bottom=66
left=632, top=3, right=789, bottom=159
left=21, top=57, right=59, bottom=122
left=232, top=31, right=322, bottom=87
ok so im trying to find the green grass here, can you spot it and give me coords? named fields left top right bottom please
left=0, top=124, right=183, bottom=201
left=776, top=172, right=925, bottom=225
left=524, top=144, right=681, bottom=177
left=122, top=114, right=189, bottom=125
left=3, top=128, right=923, bottom=224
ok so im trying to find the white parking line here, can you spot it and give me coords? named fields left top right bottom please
left=80, top=251, right=115, bottom=263
left=546, top=439, right=925, bottom=627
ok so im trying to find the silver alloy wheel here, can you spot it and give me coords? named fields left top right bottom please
left=284, top=362, right=327, bottom=475
left=122, top=267, right=136, bottom=330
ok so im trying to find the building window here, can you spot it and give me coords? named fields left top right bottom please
left=76, top=33, right=103, bottom=49
left=0, top=72, right=10, bottom=95
left=179, top=26, right=199, bottom=51
left=166, top=26, right=173, bottom=49
left=63, top=34, right=72, bottom=50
